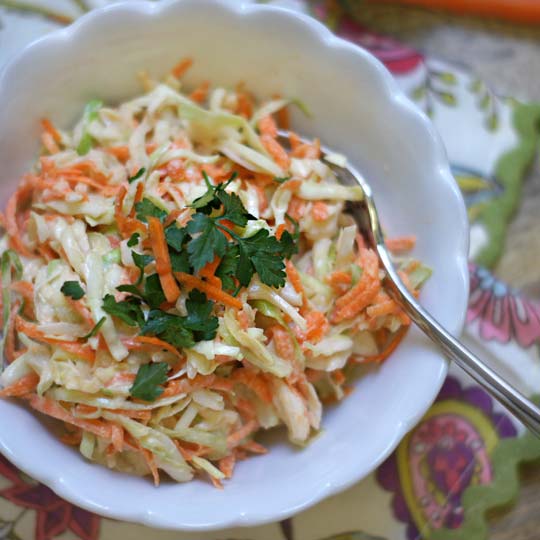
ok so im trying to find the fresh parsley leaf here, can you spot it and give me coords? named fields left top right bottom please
left=132, top=251, right=154, bottom=285
left=143, top=273, right=166, bottom=309
left=217, top=190, right=251, bottom=227
left=81, top=317, right=106, bottom=340
left=102, top=294, right=144, bottom=327
left=215, top=245, right=238, bottom=291
left=165, top=226, right=187, bottom=251
left=251, top=250, right=286, bottom=288
left=127, top=233, right=140, bottom=247
left=186, top=213, right=228, bottom=272
left=116, top=284, right=143, bottom=297
left=128, top=167, right=146, bottom=184
left=236, top=243, right=254, bottom=287
left=278, top=230, right=298, bottom=259
left=274, top=176, right=291, bottom=184
left=142, top=310, right=195, bottom=348
left=170, top=250, right=190, bottom=273
left=135, top=198, right=167, bottom=223
left=184, top=290, right=218, bottom=341
left=60, top=281, right=85, bottom=300
left=190, top=173, right=222, bottom=213
left=130, top=362, right=169, bottom=402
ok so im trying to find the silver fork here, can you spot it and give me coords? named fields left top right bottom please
left=278, top=130, right=540, bottom=437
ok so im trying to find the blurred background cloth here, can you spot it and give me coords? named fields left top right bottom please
left=0, top=2, right=540, bottom=540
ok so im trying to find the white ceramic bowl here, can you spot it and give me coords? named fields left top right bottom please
left=0, top=0, right=469, bottom=531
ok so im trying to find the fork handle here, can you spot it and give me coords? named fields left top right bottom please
left=379, top=248, right=540, bottom=437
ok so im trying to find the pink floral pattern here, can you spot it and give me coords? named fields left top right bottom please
left=468, top=263, right=540, bottom=347
left=0, top=455, right=100, bottom=540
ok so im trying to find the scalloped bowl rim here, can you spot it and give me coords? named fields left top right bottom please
left=0, top=0, right=469, bottom=531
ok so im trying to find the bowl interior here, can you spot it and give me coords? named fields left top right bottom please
left=0, top=0, right=469, bottom=530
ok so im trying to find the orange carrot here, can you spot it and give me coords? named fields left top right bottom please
left=327, top=271, right=352, bottom=291
left=275, top=223, right=287, bottom=240
left=357, top=326, right=409, bottom=364
left=175, top=272, right=242, bottom=310
left=125, top=335, right=183, bottom=362
left=261, top=135, right=290, bottom=170
left=285, top=260, right=305, bottom=301
left=110, top=424, right=124, bottom=453
left=199, top=256, right=222, bottom=288
left=0, top=372, right=39, bottom=397
left=172, top=57, right=193, bottom=79
left=130, top=182, right=145, bottom=218
left=5, top=181, right=35, bottom=257
left=311, top=201, right=329, bottom=222
left=231, top=369, right=272, bottom=403
left=236, top=91, right=253, bottom=119
left=41, top=133, right=59, bottom=154
left=28, top=394, right=113, bottom=439
left=273, top=94, right=290, bottom=130
left=138, top=444, right=160, bottom=486
left=15, top=316, right=96, bottom=362
left=291, top=138, right=321, bottom=159
left=332, top=248, right=381, bottom=323
left=332, top=369, right=346, bottom=385
left=258, top=115, right=278, bottom=138
left=227, top=420, right=258, bottom=448
left=10, top=281, right=33, bottom=301
left=148, top=217, right=181, bottom=303
left=66, top=297, right=95, bottom=328
left=269, top=325, right=295, bottom=361
left=241, top=440, right=267, bottom=454
left=189, top=81, right=210, bottom=103
left=40, top=118, right=62, bottom=144
left=60, top=429, right=82, bottom=446
left=4, top=302, right=21, bottom=364
left=218, top=454, right=236, bottom=479
left=105, top=146, right=130, bottom=162
left=287, top=196, right=306, bottom=221
left=385, top=235, right=416, bottom=253
left=304, top=311, right=329, bottom=344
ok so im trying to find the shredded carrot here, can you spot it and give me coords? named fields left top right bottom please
left=10, top=281, right=33, bottom=301
left=273, top=94, right=290, bottom=130
left=386, top=235, right=416, bottom=253
left=305, top=311, right=329, bottom=344
left=115, top=185, right=145, bottom=238
left=358, top=326, right=409, bottom=364
left=148, top=217, right=181, bottom=303
left=175, top=272, right=242, bottom=310
left=28, top=394, right=113, bottom=439
left=269, top=325, right=295, bottom=361
left=332, top=248, right=381, bottom=323
left=125, top=335, right=183, bottom=362
left=171, top=57, right=193, bottom=79
left=15, top=316, right=96, bottom=362
left=227, top=419, right=259, bottom=448
left=0, top=372, right=39, bottom=398
left=291, top=138, right=321, bottom=159
left=231, top=368, right=272, bottom=403
left=311, top=201, right=329, bottom=222
left=261, top=134, right=290, bottom=170
left=110, top=424, right=124, bottom=453
left=41, top=133, right=59, bottom=154
left=218, top=454, right=236, bottom=479
left=4, top=302, right=21, bottom=363
left=241, top=440, right=267, bottom=454
left=105, top=146, right=130, bottom=162
left=258, top=115, right=278, bottom=138
left=332, top=369, right=346, bottom=385
left=327, top=271, right=352, bottom=292
left=60, top=429, right=82, bottom=446
left=40, top=118, right=62, bottom=144
left=288, top=131, right=302, bottom=151
left=130, top=182, right=145, bottom=218
left=139, top=444, right=160, bottom=486
left=275, top=223, right=287, bottom=240
left=237, top=309, right=250, bottom=331
left=199, top=256, right=222, bottom=288
left=189, top=81, right=209, bottom=103
left=5, top=180, right=35, bottom=257
left=236, top=91, right=254, bottom=119
left=285, top=261, right=307, bottom=313
left=287, top=196, right=306, bottom=221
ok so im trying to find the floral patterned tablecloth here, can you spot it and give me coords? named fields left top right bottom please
left=1, top=1, right=540, bottom=539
